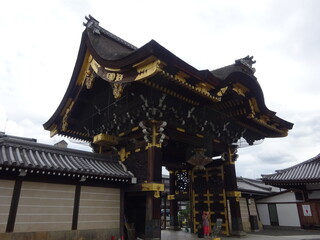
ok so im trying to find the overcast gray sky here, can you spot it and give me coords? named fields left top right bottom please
left=1, top=0, right=320, bottom=179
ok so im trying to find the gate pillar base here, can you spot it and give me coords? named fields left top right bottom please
left=169, top=215, right=180, bottom=230
left=145, top=219, right=161, bottom=240
left=230, top=230, right=247, bottom=237
left=230, top=217, right=246, bottom=236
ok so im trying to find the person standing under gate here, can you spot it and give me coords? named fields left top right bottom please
left=202, top=211, right=210, bottom=238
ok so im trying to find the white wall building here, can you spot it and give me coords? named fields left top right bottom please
left=261, top=153, right=320, bottom=229
left=256, top=191, right=303, bottom=227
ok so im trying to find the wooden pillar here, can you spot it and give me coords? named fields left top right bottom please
left=6, top=180, right=22, bottom=232
left=163, top=193, right=167, bottom=229
left=169, top=170, right=179, bottom=230
left=143, top=120, right=164, bottom=240
left=224, top=146, right=246, bottom=236
left=120, top=188, right=125, bottom=238
left=72, top=184, right=81, bottom=230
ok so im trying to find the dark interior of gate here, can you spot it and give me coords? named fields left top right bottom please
left=44, top=16, right=293, bottom=239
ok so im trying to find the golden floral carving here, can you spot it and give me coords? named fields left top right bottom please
left=85, top=68, right=96, bottom=89
left=112, top=83, right=124, bottom=99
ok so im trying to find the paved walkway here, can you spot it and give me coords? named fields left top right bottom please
left=161, top=228, right=320, bottom=240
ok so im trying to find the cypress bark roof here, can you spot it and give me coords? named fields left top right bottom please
left=43, top=15, right=293, bottom=145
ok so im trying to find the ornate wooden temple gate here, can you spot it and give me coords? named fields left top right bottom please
left=44, top=16, right=293, bottom=239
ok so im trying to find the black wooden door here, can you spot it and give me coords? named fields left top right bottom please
left=191, top=165, right=229, bottom=235
left=268, top=203, right=279, bottom=226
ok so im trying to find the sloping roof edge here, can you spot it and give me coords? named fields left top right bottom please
left=43, top=15, right=293, bottom=141
left=0, top=134, right=135, bottom=183
left=261, top=153, right=320, bottom=184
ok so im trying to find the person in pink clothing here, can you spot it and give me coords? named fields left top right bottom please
left=202, top=211, right=210, bottom=237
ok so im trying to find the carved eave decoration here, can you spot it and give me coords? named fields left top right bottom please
left=45, top=50, right=226, bottom=140
left=43, top=15, right=293, bottom=146
left=87, top=55, right=223, bottom=103
left=210, top=81, right=291, bottom=138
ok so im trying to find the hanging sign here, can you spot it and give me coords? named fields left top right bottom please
left=302, top=205, right=312, bottom=216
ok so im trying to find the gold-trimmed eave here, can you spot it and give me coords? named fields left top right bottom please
left=237, top=116, right=288, bottom=138
left=250, top=116, right=289, bottom=137
left=76, top=49, right=93, bottom=86
left=89, top=55, right=165, bottom=84
left=232, top=82, right=250, bottom=97
left=212, top=84, right=252, bottom=113
left=49, top=124, right=58, bottom=137
left=50, top=97, right=75, bottom=137
left=133, top=56, right=167, bottom=81
left=141, top=79, right=199, bottom=106
left=158, top=70, right=222, bottom=103
left=244, top=97, right=288, bottom=137
left=247, top=97, right=260, bottom=118
left=58, top=99, right=92, bottom=139
left=50, top=52, right=157, bottom=138
left=52, top=50, right=94, bottom=137
left=88, top=54, right=224, bottom=104
left=90, top=57, right=125, bottom=82
left=50, top=127, right=91, bottom=140
left=63, top=129, right=91, bottom=139
left=89, top=56, right=167, bottom=99
left=132, top=56, right=223, bottom=103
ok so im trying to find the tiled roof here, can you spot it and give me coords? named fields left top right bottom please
left=261, top=154, right=320, bottom=185
left=237, top=177, right=280, bottom=196
left=0, top=133, right=135, bottom=183
left=161, top=174, right=278, bottom=196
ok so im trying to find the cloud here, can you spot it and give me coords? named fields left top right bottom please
left=237, top=110, right=320, bottom=178
left=0, top=104, right=8, bottom=132
left=2, top=107, right=91, bottom=152
left=1, top=0, right=320, bottom=180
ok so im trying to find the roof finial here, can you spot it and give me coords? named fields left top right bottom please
left=83, top=15, right=100, bottom=35
left=235, top=55, right=256, bottom=74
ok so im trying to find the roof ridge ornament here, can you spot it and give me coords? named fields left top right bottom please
left=83, top=15, right=137, bottom=50
left=235, top=55, right=256, bottom=74
left=83, top=14, right=100, bottom=35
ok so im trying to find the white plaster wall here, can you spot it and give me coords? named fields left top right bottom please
left=256, top=204, right=270, bottom=225
left=277, top=204, right=300, bottom=227
left=78, top=186, right=120, bottom=230
left=308, top=190, right=320, bottom=199
left=257, top=192, right=296, bottom=203
left=15, top=181, right=75, bottom=232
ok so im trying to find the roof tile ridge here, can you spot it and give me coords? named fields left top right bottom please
left=275, top=153, right=320, bottom=174
left=211, top=63, right=235, bottom=73
left=83, top=14, right=137, bottom=51
left=211, top=55, right=256, bottom=75
left=0, top=136, right=118, bottom=162
left=261, top=172, right=280, bottom=178
left=241, top=177, right=272, bottom=191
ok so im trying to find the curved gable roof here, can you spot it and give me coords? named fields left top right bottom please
left=43, top=15, right=293, bottom=143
